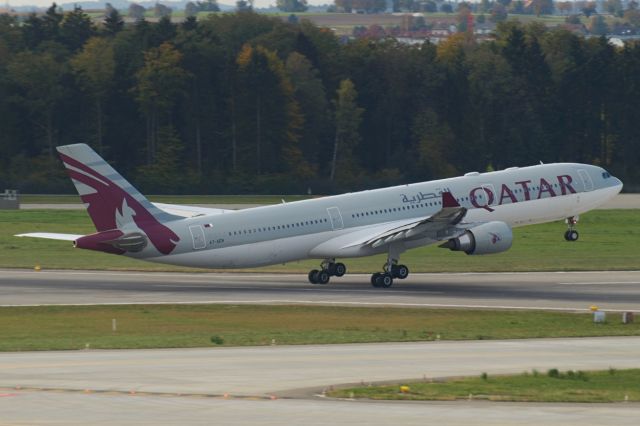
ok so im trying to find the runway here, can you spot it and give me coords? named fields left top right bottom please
left=1, top=337, right=640, bottom=424
left=1, top=269, right=640, bottom=311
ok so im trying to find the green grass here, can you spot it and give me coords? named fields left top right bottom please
left=1, top=209, right=638, bottom=272
left=0, top=305, right=639, bottom=351
left=329, top=369, right=640, bottom=403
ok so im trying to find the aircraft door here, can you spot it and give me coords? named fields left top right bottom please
left=578, top=169, right=593, bottom=192
left=189, top=225, right=206, bottom=250
left=327, top=207, right=344, bottom=230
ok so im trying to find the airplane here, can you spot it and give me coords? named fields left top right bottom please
left=17, top=144, right=623, bottom=288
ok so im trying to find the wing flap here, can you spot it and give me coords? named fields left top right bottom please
left=360, top=192, right=467, bottom=249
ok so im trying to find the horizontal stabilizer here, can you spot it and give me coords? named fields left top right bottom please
left=15, top=232, right=83, bottom=241
left=152, top=202, right=235, bottom=218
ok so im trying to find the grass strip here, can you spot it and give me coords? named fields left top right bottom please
left=1, top=209, right=638, bottom=272
left=0, top=305, right=639, bottom=351
left=329, top=369, right=640, bottom=403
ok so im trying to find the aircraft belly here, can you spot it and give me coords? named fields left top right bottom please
left=573, top=185, right=620, bottom=214
left=148, top=232, right=341, bottom=268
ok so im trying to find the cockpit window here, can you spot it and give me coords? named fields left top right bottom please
left=602, top=172, right=611, bottom=179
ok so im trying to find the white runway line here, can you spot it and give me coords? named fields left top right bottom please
left=1, top=299, right=637, bottom=312
left=558, top=281, right=640, bottom=285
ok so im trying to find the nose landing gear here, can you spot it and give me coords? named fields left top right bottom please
left=564, top=216, right=579, bottom=242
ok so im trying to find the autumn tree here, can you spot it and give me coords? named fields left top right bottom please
left=103, top=4, right=125, bottom=35
left=286, top=52, right=329, bottom=169
left=530, top=0, right=554, bottom=16
left=6, top=51, right=67, bottom=160
left=330, top=79, right=363, bottom=183
left=60, top=6, right=95, bottom=51
left=412, top=108, right=457, bottom=179
left=128, top=3, right=146, bottom=20
left=277, top=0, right=308, bottom=12
left=234, top=44, right=307, bottom=177
left=133, top=42, right=190, bottom=163
left=70, top=37, right=116, bottom=154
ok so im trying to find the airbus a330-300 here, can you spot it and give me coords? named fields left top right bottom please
left=18, top=144, right=623, bottom=288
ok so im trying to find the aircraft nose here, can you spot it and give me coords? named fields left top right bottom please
left=614, top=177, right=623, bottom=191
left=611, top=177, right=624, bottom=194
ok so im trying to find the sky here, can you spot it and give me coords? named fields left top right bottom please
left=3, top=0, right=331, bottom=10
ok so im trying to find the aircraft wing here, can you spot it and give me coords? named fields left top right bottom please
left=344, top=192, right=467, bottom=249
left=151, top=202, right=235, bottom=218
left=15, top=232, right=83, bottom=241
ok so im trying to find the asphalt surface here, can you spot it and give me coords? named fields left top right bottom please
left=1, top=337, right=640, bottom=425
left=2, top=269, right=640, bottom=311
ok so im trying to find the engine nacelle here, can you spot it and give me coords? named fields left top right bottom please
left=441, top=221, right=513, bottom=255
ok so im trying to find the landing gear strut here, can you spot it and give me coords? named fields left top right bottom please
left=308, top=259, right=346, bottom=285
left=371, top=245, right=410, bottom=288
left=564, top=216, right=579, bottom=242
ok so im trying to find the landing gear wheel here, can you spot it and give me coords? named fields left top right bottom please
left=371, top=273, right=381, bottom=287
left=308, top=269, right=319, bottom=284
left=379, top=273, right=393, bottom=288
left=393, top=264, right=409, bottom=280
left=333, top=263, right=347, bottom=277
left=564, top=216, right=579, bottom=242
left=565, top=230, right=579, bottom=242
left=372, top=273, right=393, bottom=288
left=316, top=270, right=330, bottom=284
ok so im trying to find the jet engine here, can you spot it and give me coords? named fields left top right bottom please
left=440, top=221, right=512, bottom=255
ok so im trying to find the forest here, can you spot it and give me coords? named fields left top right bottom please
left=0, top=6, right=639, bottom=194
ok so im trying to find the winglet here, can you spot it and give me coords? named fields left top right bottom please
left=442, top=192, right=460, bottom=208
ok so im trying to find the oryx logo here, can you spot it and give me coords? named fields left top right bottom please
left=58, top=152, right=180, bottom=255
left=489, top=232, right=501, bottom=244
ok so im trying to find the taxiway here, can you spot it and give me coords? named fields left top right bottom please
left=1, top=337, right=639, bottom=425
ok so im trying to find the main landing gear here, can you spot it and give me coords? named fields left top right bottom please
left=308, top=259, right=346, bottom=285
left=371, top=259, right=409, bottom=288
left=564, top=216, right=579, bottom=242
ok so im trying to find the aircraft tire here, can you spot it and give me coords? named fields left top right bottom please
left=317, top=270, right=331, bottom=284
left=393, top=265, right=409, bottom=280
left=334, top=263, right=346, bottom=277
left=380, top=273, right=393, bottom=288
left=567, top=230, right=579, bottom=241
left=371, top=273, right=381, bottom=287
left=308, top=270, right=319, bottom=284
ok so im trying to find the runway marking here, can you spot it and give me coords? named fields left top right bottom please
left=558, top=281, right=640, bottom=286
left=1, top=299, right=637, bottom=312
left=151, top=284, right=443, bottom=295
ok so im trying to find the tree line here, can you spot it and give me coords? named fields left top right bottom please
left=0, top=6, right=639, bottom=194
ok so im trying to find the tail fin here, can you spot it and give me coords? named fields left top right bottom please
left=56, top=144, right=181, bottom=233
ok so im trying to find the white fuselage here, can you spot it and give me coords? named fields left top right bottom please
left=139, top=163, right=622, bottom=268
